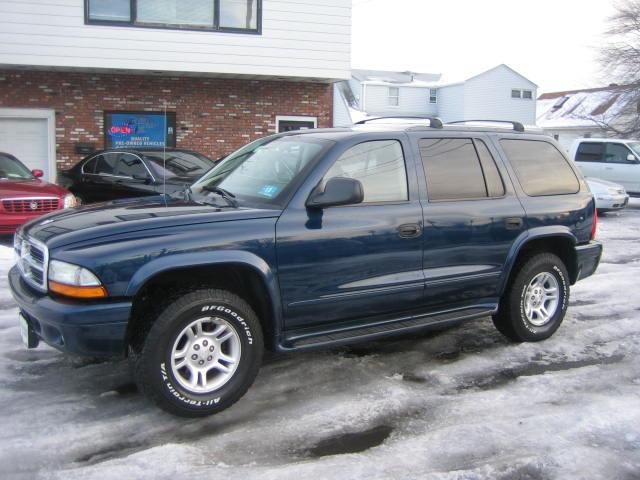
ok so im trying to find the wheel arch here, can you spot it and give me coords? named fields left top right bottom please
left=499, top=227, right=579, bottom=296
left=125, top=251, right=282, bottom=354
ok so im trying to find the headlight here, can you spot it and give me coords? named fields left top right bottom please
left=607, top=187, right=622, bottom=195
left=63, top=194, right=78, bottom=209
left=48, top=260, right=107, bottom=298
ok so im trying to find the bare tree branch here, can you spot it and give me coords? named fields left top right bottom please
left=594, top=1, right=640, bottom=136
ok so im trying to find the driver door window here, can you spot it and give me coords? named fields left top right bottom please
left=323, top=140, right=408, bottom=203
left=605, top=143, right=633, bottom=164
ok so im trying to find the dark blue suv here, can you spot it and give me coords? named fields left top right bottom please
left=9, top=119, right=602, bottom=417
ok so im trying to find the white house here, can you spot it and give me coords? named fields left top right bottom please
left=334, top=64, right=538, bottom=126
left=537, top=85, right=638, bottom=151
left=0, top=0, right=351, bottom=180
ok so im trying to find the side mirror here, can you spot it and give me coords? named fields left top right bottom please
left=627, top=153, right=638, bottom=163
left=306, top=177, right=364, bottom=209
left=31, top=169, right=44, bottom=178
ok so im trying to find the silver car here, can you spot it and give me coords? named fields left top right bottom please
left=587, top=177, right=629, bottom=213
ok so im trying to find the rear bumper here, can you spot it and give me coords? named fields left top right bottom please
left=574, top=241, right=603, bottom=283
left=8, top=266, right=131, bottom=357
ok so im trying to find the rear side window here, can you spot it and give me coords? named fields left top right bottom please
left=324, top=140, right=408, bottom=203
left=95, top=154, right=118, bottom=175
left=419, top=138, right=504, bottom=201
left=114, top=153, right=148, bottom=178
left=500, top=139, right=579, bottom=196
left=576, top=142, right=604, bottom=162
left=82, top=156, right=99, bottom=174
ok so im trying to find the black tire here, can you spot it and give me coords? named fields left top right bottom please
left=493, top=253, right=570, bottom=342
left=133, top=289, right=264, bottom=417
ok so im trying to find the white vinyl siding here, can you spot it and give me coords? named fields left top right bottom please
left=436, top=84, right=464, bottom=123
left=463, top=66, right=537, bottom=125
left=0, top=0, right=351, bottom=81
left=363, top=84, right=438, bottom=117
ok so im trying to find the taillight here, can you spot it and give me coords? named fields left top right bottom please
left=591, top=206, right=598, bottom=240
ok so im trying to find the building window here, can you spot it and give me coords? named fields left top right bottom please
left=429, top=88, right=437, bottom=104
left=512, top=89, right=533, bottom=100
left=276, top=116, right=317, bottom=133
left=86, top=0, right=261, bottom=33
left=388, top=87, right=400, bottom=106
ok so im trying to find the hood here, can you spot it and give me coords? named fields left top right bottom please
left=586, top=177, right=626, bottom=193
left=0, top=179, right=69, bottom=198
left=21, top=196, right=281, bottom=249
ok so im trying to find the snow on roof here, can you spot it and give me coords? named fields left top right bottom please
left=536, top=85, right=637, bottom=129
left=352, top=69, right=441, bottom=85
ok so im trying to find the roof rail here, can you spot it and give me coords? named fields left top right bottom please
left=446, top=120, right=525, bottom=132
left=354, top=116, right=443, bottom=129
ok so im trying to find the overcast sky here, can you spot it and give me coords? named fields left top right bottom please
left=351, top=0, right=616, bottom=93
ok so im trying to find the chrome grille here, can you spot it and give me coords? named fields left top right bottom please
left=3, top=197, right=60, bottom=214
left=15, top=235, right=48, bottom=292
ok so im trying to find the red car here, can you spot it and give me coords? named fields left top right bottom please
left=0, top=152, right=77, bottom=234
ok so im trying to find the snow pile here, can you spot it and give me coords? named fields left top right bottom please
left=0, top=202, right=639, bottom=480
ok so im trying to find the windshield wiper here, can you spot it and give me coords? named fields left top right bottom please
left=202, top=185, right=238, bottom=207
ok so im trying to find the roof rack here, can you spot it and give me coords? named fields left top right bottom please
left=446, top=120, right=525, bottom=132
left=354, top=116, right=443, bottom=129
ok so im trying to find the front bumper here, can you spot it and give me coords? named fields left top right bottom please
left=8, top=266, right=131, bottom=357
left=574, top=241, right=603, bottom=283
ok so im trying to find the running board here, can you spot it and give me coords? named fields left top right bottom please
left=281, top=305, right=497, bottom=350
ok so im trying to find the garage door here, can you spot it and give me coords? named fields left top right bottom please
left=0, top=118, right=50, bottom=181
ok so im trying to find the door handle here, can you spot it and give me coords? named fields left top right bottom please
left=398, top=223, right=422, bottom=238
left=505, top=217, right=523, bottom=230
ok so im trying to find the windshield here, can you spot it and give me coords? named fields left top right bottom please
left=627, top=142, right=640, bottom=158
left=0, top=154, right=34, bottom=181
left=191, top=135, right=332, bottom=208
left=144, top=151, right=215, bottom=179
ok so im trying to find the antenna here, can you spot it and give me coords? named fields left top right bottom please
left=163, top=102, right=167, bottom=205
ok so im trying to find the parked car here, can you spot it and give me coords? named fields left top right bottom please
left=0, top=152, right=76, bottom=234
left=10, top=119, right=601, bottom=417
left=58, top=148, right=216, bottom=204
left=569, top=138, right=640, bottom=196
left=586, top=177, right=629, bottom=213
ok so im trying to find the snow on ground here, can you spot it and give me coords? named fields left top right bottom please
left=1, top=202, right=640, bottom=480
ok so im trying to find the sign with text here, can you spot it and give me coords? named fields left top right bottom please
left=104, top=111, right=176, bottom=148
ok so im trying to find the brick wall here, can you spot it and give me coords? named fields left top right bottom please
left=0, top=70, right=333, bottom=171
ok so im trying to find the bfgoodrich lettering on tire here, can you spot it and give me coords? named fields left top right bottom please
left=493, top=253, right=570, bottom=342
left=133, top=289, right=264, bottom=417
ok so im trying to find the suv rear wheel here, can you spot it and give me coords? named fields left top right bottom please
left=493, top=253, right=570, bottom=342
left=133, top=289, right=263, bottom=417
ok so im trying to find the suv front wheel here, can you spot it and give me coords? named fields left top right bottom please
left=493, top=253, right=570, bottom=342
left=133, top=289, right=264, bottom=417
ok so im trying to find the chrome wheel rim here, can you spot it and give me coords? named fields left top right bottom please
left=170, top=316, right=241, bottom=394
left=524, top=272, right=560, bottom=327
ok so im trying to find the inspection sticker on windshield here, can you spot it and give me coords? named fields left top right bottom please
left=258, top=185, right=279, bottom=198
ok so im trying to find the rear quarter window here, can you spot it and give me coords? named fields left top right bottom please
left=500, top=139, right=579, bottom=196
